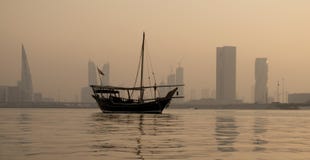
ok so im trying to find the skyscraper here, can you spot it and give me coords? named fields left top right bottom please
left=216, top=46, right=236, bottom=104
left=88, top=60, right=97, bottom=85
left=167, top=73, right=176, bottom=86
left=102, top=63, right=110, bottom=85
left=20, top=44, right=33, bottom=102
left=255, top=58, right=268, bottom=103
left=158, top=80, right=167, bottom=97
left=81, top=60, right=97, bottom=103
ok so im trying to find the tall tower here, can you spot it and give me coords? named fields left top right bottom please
left=102, top=63, right=110, bottom=85
left=216, top=46, right=236, bottom=104
left=88, top=60, right=97, bottom=85
left=20, top=44, right=33, bottom=102
left=255, top=58, right=268, bottom=103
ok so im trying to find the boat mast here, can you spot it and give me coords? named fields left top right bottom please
left=139, top=32, right=145, bottom=102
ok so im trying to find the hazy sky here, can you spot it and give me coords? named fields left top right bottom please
left=1, top=0, right=310, bottom=102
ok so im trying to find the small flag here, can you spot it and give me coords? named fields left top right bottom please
left=97, top=67, right=104, bottom=76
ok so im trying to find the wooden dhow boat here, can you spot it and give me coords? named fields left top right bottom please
left=90, top=32, right=183, bottom=113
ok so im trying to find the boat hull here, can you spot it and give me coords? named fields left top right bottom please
left=93, top=97, right=172, bottom=114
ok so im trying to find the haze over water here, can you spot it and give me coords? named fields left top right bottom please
left=1, top=108, right=310, bottom=160
left=1, top=1, right=310, bottom=102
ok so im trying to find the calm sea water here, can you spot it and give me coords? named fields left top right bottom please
left=1, top=108, right=310, bottom=160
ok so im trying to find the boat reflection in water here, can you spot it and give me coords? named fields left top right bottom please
left=252, top=116, right=268, bottom=152
left=90, top=113, right=186, bottom=159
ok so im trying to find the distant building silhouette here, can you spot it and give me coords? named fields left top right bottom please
left=81, top=60, right=98, bottom=103
left=33, top=92, right=43, bottom=102
left=175, top=65, right=184, bottom=103
left=81, top=86, right=93, bottom=103
left=216, top=46, right=236, bottom=104
left=19, top=45, right=33, bottom=102
left=288, top=93, right=310, bottom=103
left=102, top=63, right=110, bottom=85
left=0, top=87, right=5, bottom=102
left=255, top=58, right=268, bottom=104
left=88, top=60, right=97, bottom=85
left=0, top=44, right=54, bottom=104
left=167, top=72, right=176, bottom=93
left=158, top=80, right=167, bottom=97
left=0, top=45, right=32, bottom=103
left=201, top=88, right=210, bottom=99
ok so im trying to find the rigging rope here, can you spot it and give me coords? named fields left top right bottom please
left=146, top=45, right=157, bottom=85
left=131, top=52, right=141, bottom=97
left=145, top=42, right=158, bottom=98
left=145, top=40, right=153, bottom=98
left=130, top=33, right=158, bottom=99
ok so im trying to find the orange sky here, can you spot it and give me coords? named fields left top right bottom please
left=1, top=0, right=310, bottom=102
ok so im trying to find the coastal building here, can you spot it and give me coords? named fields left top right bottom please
left=255, top=58, right=268, bottom=103
left=158, top=81, right=167, bottom=97
left=0, top=45, right=55, bottom=104
left=0, top=86, right=7, bottom=102
left=20, top=45, right=33, bottom=102
left=167, top=73, right=176, bottom=85
left=88, top=60, right=97, bottom=85
left=81, top=87, right=93, bottom=103
left=175, top=65, right=184, bottom=103
left=288, top=93, right=310, bottom=103
left=216, top=46, right=236, bottom=104
left=8, top=86, right=21, bottom=102
left=2, top=45, right=33, bottom=103
left=81, top=60, right=98, bottom=103
left=33, top=92, right=43, bottom=102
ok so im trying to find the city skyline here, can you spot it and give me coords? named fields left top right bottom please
left=0, top=42, right=303, bottom=103
left=1, top=1, right=310, bottom=102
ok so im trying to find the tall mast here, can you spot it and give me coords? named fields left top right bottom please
left=140, top=32, right=145, bottom=102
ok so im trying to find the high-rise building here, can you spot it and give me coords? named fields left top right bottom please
left=81, top=60, right=98, bottom=103
left=88, top=60, right=97, bottom=85
left=102, top=63, right=110, bottom=85
left=7, top=86, right=21, bottom=102
left=158, top=80, right=167, bottom=97
left=167, top=73, right=176, bottom=86
left=20, top=44, right=33, bottom=102
left=216, top=46, right=236, bottom=104
left=255, top=58, right=268, bottom=103
left=175, top=66, right=184, bottom=102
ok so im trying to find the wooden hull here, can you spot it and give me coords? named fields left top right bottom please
left=92, top=97, right=172, bottom=114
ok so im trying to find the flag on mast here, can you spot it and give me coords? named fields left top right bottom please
left=97, top=67, right=104, bottom=76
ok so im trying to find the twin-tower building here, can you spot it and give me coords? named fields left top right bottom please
left=216, top=46, right=268, bottom=104
left=81, top=60, right=110, bottom=103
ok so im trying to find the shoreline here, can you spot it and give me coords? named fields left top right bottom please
left=1, top=102, right=310, bottom=110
